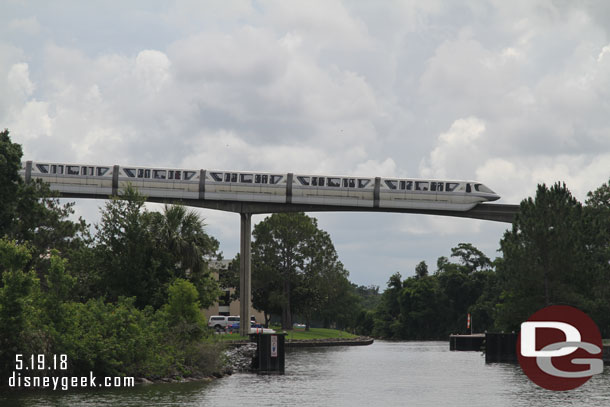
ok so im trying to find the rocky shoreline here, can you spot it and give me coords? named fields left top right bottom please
left=135, top=336, right=373, bottom=384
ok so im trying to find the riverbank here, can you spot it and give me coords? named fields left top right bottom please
left=135, top=330, right=372, bottom=384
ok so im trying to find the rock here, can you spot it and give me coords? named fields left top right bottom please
left=224, top=342, right=257, bottom=372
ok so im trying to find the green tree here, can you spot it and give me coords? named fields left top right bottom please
left=146, top=204, right=221, bottom=308
left=495, top=183, right=592, bottom=331
left=162, top=278, right=207, bottom=343
left=584, top=178, right=610, bottom=336
left=295, top=229, right=351, bottom=330
left=450, top=243, right=492, bottom=273
left=372, top=272, right=403, bottom=338
left=0, top=129, right=89, bottom=274
left=0, top=129, right=22, bottom=233
left=94, top=188, right=220, bottom=309
left=93, top=186, right=162, bottom=307
left=220, top=253, right=240, bottom=301
left=0, top=239, right=42, bottom=380
left=252, top=213, right=318, bottom=329
left=399, top=275, right=445, bottom=339
left=415, top=261, right=428, bottom=278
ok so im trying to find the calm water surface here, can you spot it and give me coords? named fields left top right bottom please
left=2, top=341, right=609, bottom=406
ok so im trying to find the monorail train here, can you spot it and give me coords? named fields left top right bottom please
left=19, top=161, right=500, bottom=211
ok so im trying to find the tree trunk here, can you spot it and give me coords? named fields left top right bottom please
left=264, top=312, right=270, bottom=328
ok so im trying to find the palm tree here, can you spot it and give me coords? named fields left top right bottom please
left=147, top=204, right=219, bottom=278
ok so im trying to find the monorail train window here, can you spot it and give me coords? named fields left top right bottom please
left=327, top=178, right=340, bottom=187
left=153, top=170, right=167, bottom=179
left=431, top=182, right=443, bottom=192
left=406, top=181, right=413, bottom=190
left=82, top=166, right=94, bottom=176
left=358, top=179, right=370, bottom=188
left=399, top=181, right=405, bottom=190
left=474, top=184, right=493, bottom=193
left=255, top=174, right=261, bottom=183
left=168, top=170, right=174, bottom=180
left=36, top=164, right=49, bottom=173
left=384, top=180, right=397, bottom=190
left=224, top=173, right=231, bottom=182
left=415, top=181, right=429, bottom=191
left=297, top=176, right=310, bottom=185
left=311, top=177, right=324, bottom=186
left=184, top=171, right=196, bottom=180
left=231, top=173, right=238, bottom=182
left=240, top=174, right=253, bottom=183
left=210, top=172, right=223, bottom=182
left=270, top=175, right=283, bottom=184
left=96, top=167, right=108, bottom=176
left=445, top=182, right=458, bottom=192
left=67, top=166, right=79, bottom=175
left=466, top=183, right=471, bottom=193
left=124, top=168, right=136, bottom=177
left=51, top=165, right=64, bottom=174
left=174, top=171, right=181, bottom=180
left=342, top=178, right=355, bottom=188
left=137, top=169, right=144, bottom=178
left=262, top=175, right=268, bottom=183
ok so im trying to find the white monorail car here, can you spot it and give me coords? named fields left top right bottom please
left=20, top=162, right=500, bottom=211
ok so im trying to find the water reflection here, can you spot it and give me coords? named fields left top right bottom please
left=2, top=341, right=608, bottom=407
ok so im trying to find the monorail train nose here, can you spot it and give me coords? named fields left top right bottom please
left=488, top=194, right=500, bottom=201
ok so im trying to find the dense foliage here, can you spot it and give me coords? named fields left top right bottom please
left=358, top=182, right=610, bottom=339
left=251, top=212, right=358, bottom=330
left=0, top=130, right=223, bottom=383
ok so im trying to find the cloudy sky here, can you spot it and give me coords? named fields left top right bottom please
left=2, top=0, right=609, bottom=288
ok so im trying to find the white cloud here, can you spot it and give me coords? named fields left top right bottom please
left=420, top=117, right=486, bottom=179
left=7, top=62, right=34, bottom=99
left=8, top=16, right=41, bottom=35
left=2, top=1, right=610, bottom=286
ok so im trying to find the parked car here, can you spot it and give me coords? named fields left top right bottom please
left=208, top=315, right=257, bottom=331
left=208, top=315, right=229, bottom=330
left=208, top=315, right=240, bottom=330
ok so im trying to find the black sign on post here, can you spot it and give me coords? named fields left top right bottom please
left=251, top=333, right=286, bottom=374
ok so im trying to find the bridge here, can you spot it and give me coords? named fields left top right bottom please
left=21, top=161, right=519, bottom=335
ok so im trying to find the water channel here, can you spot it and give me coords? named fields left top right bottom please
left=2, top=341, right=609, bottom=406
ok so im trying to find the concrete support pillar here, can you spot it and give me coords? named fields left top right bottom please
left=239, top=213, right=252, bottom=337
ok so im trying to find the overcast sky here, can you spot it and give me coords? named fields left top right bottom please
left=2, top=1, right=609, bottom=288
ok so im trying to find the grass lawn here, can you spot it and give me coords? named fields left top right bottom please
left=278, top=327, right=358, bottom=341
left=212, top=327, right=358, bottom=343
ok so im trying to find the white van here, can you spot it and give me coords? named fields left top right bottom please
left=208, top=315, right=230, bottom=330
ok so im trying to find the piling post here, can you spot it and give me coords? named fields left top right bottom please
left=239, top=213, right=252, bottom=337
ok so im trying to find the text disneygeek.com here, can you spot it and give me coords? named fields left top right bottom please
left=7, top=354, right=134, bottom=390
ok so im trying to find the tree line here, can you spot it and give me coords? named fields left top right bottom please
left=355, top=181, right=610, bottom=339
left=0, top=129, right=223, bottom=382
